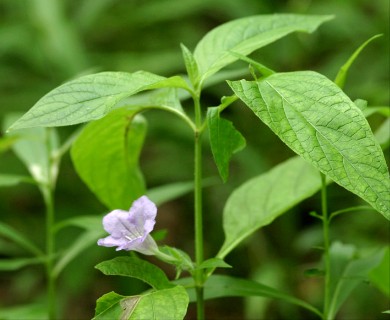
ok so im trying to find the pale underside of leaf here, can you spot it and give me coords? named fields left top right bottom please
left=229, top=71, right=390, bottom=219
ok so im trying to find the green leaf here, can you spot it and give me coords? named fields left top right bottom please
left=0, top=302, right=47, bottom=320
left=0, top=257, right=46, bottom=271
left=375, top=118, right=390, bottom=150
left=71, top=108, right=146, bottom=209
left=207, top=106, right=246, bottom=182
left=4, top=114, right=60, bottom=185
left=335, top=34, right=382, bottom=88
left=121, top=286, right=188, bottom=320
left=53, top=228, right=105, bottom=277
left=181, top=275, right=321, bottom=317
left=0, top=221, right=43, bottom=256
left=0, top=135, right=20, bottom=153
left=147, top=181, right=194, bottom=206
left=0, top=174, right=35, bottom=187
left=327, top=243, right=385, bottom=319
left=180, top=43, right=199, bottom=87
left=229, top=71, right=390, bottom=219
left=198, top=258, right=231, bottom=270
left=94, top=287, right=189, bottom=320
left=194, top=14, right=332, bottom=83
left=369, top=247, right=389, bottom=296
left=54, top=215, right=103, bottom=232
left=218, top=156, right=322, bottom=258
left=94, top=291, right=125, bottom=320
left=8, top=71, right=189, bottom=130
left=95, top=256, right=172, bottom=290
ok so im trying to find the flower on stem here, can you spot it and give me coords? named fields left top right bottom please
left=97, top=195, right=159, bottom=255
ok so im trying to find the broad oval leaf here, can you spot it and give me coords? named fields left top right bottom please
left=7, top=71, right=187, bottom=130
left=194, top=14, right=333, bottom=84
left=219, top=156, right=322, bottom=258
left=229, top=71, right=390, bottom=219
left=71, top=108, right=146, bottom=209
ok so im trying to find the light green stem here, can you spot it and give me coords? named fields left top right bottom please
left=320, top=173, right=331, bottom=320
left=193, top=94, right=205, bottom=320
left=42, top=185, right=56, bottom=320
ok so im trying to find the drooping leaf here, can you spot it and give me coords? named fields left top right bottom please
left=194, top=14, right=333, bottom=83
left=94, top=286, right=188, bottom=320
left=229, top=71, right=390, bottom=219
left=4, top=114, right=60, bottom=186
left=179, top=275, right=321, bottom=317
left=0, top=174, right=35, bottom=187
left=218, top=156, right=322, bottom=258
left=0, top=257, right=46, bottom=271
left=95, top=256, right=172, bottom=290
left=327, top=242, right=385, bottom=319
left=147, top=181, right=194, bottom=206
left=369, top=246, right=390, bottom=296
left=0, top=221, right=43, bottom=256
left=53, top=228, right=105, bottom=278
left=335, top=34, right=382, bottom=88
left=0, top=302, right=47, bottom=320
left=207, top=106, right=246, bottom=182
left=71, top=108, right=146, bottom=209
left=8, top=72, right=189, bottom=130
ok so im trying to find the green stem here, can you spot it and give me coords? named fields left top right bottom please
left=43, top=128, right=57, bottom=320
left=193, top=93, right=205, bottom=320
left=320, top=173, right=331, bottom=320
left=42, top=186, right=56, bottom=320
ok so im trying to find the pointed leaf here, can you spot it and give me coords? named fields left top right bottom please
left=194, top=14, right=332, bottom=83
left=219, top=156, right=322, bottom=258
left=8, top=72, right=189, bottom=130
left=198, top=258, right=231, bottom=270
left=0, top=174, right=35, bottom=187
left=369, top=247, right=390, bottom=296
left=94, top=287, right=188, bottom=320
left=0, top=257, right=46, bottom=271
left=4, top=114, right=60, bottom=185
left=121, top=286, right=188, bottom=320
left=229, top=71, right=390, bottom=219
left=95, top=256, right=172, bottom=290
left=0, top=221, right=43, bottom=256
left=335, top=35, right=382, bottom=88
left=71, top=108, right=146, bottom=209
left=328, top=243, right=385, bottom=319
left=180, top=44, right=199, bottom=87
left=181, top=275, right=321, bottom=317
left=207, top=107, right=246, bottom=182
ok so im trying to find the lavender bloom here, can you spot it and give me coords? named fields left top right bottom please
left=97, top=196, right=159, bottom=255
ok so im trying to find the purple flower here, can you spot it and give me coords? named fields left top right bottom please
left=97, top=196, right=159, bottom=255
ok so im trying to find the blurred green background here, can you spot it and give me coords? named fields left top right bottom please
left=0, top=0, right=389, bottom=319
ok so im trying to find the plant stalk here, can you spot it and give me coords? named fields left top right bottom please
left=193, top=94, right=205, bottom=320
left=320, top=173, right=331, bottom=320
left=42, top=185, right=56, bottom=320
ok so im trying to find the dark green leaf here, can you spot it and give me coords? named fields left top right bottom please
left=94, top=291, right=125, bottom=320
left=229, top=71, right=390, bottom=219
left=207, top=107, right=246, bottom=182
left=95, top=256, right=172, bottom=290
left=369, top=247, right=389, bottom=296
left=71, top=108, right=146, bottom=209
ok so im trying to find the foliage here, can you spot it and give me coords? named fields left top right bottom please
left=0, top=1, right=389, bottom=319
